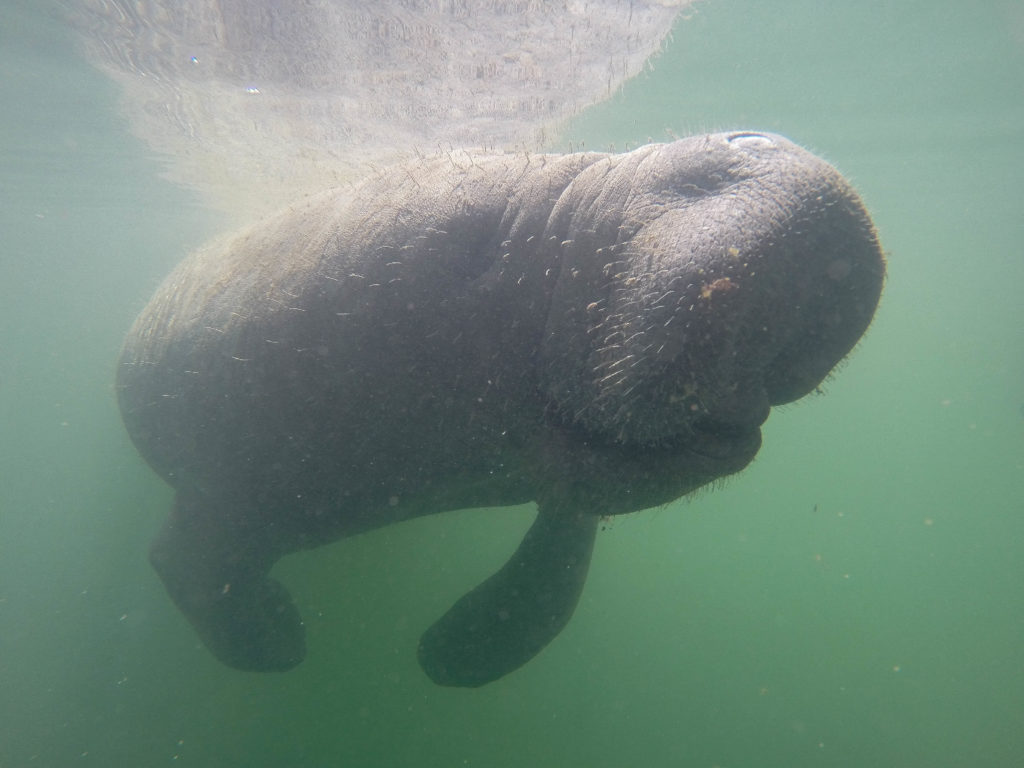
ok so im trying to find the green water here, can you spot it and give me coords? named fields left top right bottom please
left=2, top=0, right=1022, bottom=765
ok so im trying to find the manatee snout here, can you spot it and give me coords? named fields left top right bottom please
left=541, top=132, right=884, bottom=450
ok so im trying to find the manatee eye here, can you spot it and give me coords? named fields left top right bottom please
left=727, top=132, right=775, bottom=148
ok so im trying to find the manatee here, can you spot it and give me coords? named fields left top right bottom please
left=117, top=132, right=884, bottom=687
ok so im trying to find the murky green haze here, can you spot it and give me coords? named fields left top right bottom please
left=2, top=0, right=1022, bottom=765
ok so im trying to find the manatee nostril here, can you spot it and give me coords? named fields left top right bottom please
left=727, top=132, right=774, bottom=148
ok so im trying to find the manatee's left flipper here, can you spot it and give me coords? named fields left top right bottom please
left=417, top=507, right=598, bottom=687
left=149, top=493, right=306, bottom=672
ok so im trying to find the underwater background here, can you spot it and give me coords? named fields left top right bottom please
left=2, top=0, right=1022, bottom=765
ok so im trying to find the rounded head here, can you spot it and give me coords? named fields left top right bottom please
left=540, top=131, right=885, bottom=453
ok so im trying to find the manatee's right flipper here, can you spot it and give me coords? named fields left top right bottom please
left=417, top=507, right=598, bottom=687
left=148, top=493, right=306, bottom=671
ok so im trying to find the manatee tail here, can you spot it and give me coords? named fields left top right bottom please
left=149, top=493, right=306, bottom=672
left=417, top=507, right=598, bottom=687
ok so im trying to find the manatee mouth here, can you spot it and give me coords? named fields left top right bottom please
left=682, top=417, right=763, bottom=465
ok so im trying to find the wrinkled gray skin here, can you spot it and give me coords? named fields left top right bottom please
left=118, top=132, right=884, bottom=686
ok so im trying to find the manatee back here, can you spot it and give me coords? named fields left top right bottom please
left=115, top=151, right=603, bottom=521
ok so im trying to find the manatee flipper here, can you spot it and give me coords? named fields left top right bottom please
left=417, top=508, right=598, bottom=687
left=148, top=494, right=306, bottom=671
